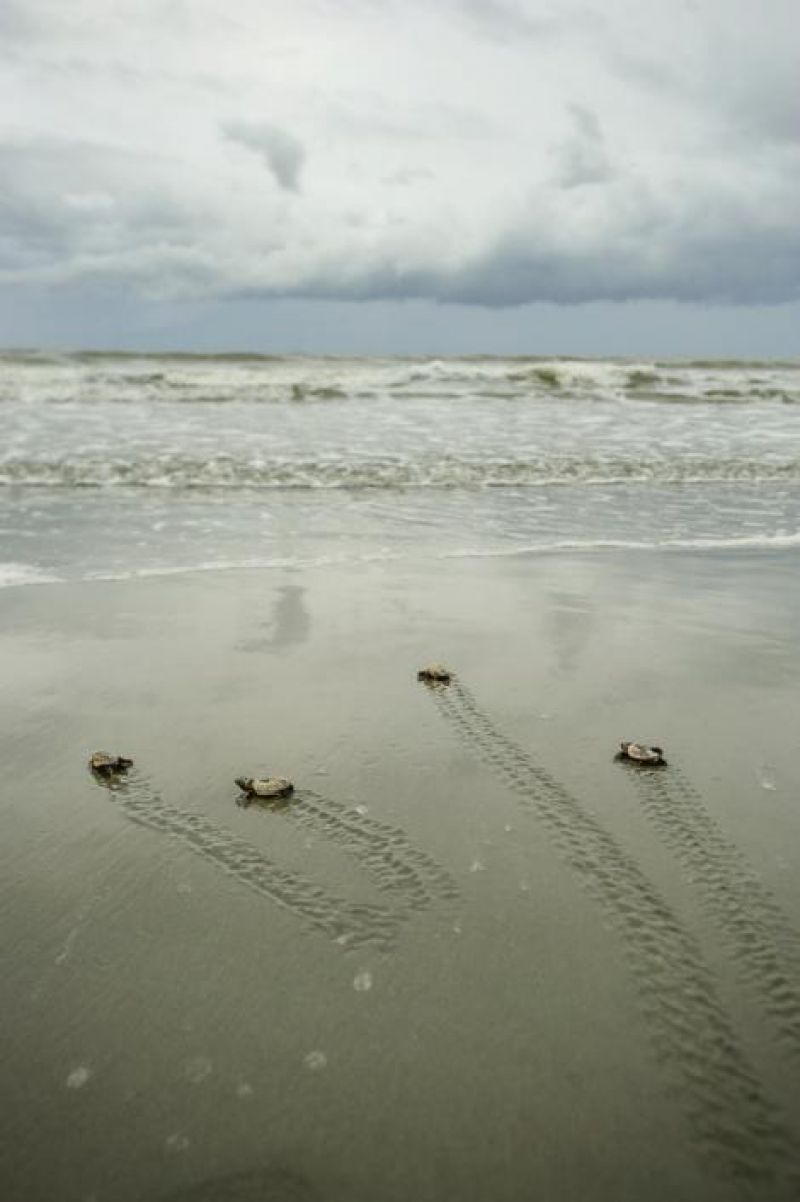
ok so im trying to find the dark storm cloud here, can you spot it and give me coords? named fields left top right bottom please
left=434, top=225, right=800, bottom=307
left=222, top=121, right=306, bottom=193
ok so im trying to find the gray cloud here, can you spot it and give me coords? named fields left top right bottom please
left=223, top=121, right=305, bottom=193
left=0, top=136, right=216, bottom=294
left=321, top=92, right=501, bottom=143
left=3, top=127, right=799, bottom=309
left=382, top=167, right=435, bottom=186
left=2, top=0, right=799, bottom=319
left=607, top=0, right=799, bottom=148
left=551, top=105, right=614, bottom=188
left=434, top=224, right=800, bottom=308
left=0, top=0, right=44, bottom=42
left=453, top=0, right=557, bottom=41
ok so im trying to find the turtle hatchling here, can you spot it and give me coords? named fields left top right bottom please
left=89, top=751, right=133, bottom=776
left=617, top=742, right=667, bottom=766
left=235, top=776, right=295, bottom=801
left=417, top=663, right=453, bottom=685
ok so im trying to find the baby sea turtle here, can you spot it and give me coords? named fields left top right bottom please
left=89, top=751, right=133, bottom=776
left=617, top=742, right=667, bottom=766
left=235, top=776, right=295, bottom=801
left=417, top=663, right=453, bottom=685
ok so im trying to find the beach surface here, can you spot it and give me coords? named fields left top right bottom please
left=2, top=548, right=799, bottom=1202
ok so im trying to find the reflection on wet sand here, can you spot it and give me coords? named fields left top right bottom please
left=544, top=589, right=595, bottom=676
left=237, top=585, right=311, bottom=653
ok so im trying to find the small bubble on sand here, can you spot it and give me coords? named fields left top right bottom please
left=165, top=1133, right=190, bottom=1153
left=452, top=922, right=462, bottom=935
left=184, top=1056, right=213, bottom=1084
left=759, top=765, right=777, bottom=791
left=354, top=804, right=369, bottom=816
left=335, top=933, right=351, bottom=946
left=303, top=1050, right=327, bottom=1072
left=66, top=1066, right=92, bottom=1090
left=353, top=970, right=373, bottom=992
left=236, top=1081, right=254, bottom=1098
left=504, top=824, right=513, bottom=833
left=519, top=881, right=530, bottom=892
left=469, top=860, right=485, bottom=873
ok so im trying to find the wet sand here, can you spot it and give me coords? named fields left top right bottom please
left=1, top=550, right=799, bottom=1202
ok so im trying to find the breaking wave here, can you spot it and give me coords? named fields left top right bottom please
left=2, top=454, right=799, bottom=490
left=0, top=561, right=64, bottom=588
left=1, top=351, right=798, bottom=407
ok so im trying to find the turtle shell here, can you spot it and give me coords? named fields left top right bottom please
left=90, top=751, right=133, bottom=775
left=236, top=776, right=294, bottom=799
left=417, top=663, right=452, bottom=684
left=621, top=742, right=664, bottom=764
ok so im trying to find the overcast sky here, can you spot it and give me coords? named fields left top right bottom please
left=1, top=0, right=798, bottom=354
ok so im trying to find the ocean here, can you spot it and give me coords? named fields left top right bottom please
left=2, top=351, right=799, bottom=586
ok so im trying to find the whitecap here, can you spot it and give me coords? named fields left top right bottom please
left=0, top=562, right=63, bottom=589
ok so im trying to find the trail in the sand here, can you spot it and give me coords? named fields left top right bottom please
left=623, top=761, right=800, bottom=1061
left=92, top=769, right=457, bottom=952
left=425, top=677, right=800, bottom=1198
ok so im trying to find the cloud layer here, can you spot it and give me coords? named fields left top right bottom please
left=1, top=0, right=798, bottom=309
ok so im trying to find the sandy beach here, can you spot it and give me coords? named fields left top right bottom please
left=1, top=548, right=799, bottom=1202
left=5, top=0, right=800, bottom=1188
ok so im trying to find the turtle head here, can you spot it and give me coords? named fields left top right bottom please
left=235, top=777, right=251, bottom=792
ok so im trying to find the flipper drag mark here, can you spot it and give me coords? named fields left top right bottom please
left=425, top=678, right=800, bottom=1196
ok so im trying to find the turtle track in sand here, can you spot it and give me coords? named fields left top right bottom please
left=94, top=771, right=457, bottom=952
left=426, top=678, right=800, bottom=1197
left=286, top=788, right=459, bottom=916
left=624, top=763, right=800, bottom=1062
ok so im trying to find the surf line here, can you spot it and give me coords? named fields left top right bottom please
left=625, top=763, right=800, bottom=1062
left=92, top=771, right=457, bottom=953
left=426, top=678, right=800, bottom=1195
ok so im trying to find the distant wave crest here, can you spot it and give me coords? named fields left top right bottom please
left=2, top=454, right=799, bottom=491
left=1, top=352, right=798, bottom=407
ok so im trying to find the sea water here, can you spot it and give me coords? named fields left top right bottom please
left=1, top=352, right=799, bottom=585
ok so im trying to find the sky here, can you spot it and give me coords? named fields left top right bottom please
left=1, top=0, right=798, bottom=355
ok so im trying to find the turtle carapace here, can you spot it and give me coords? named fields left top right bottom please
left=617, top=742, right=666, bottom=766
left=89, top=751, right=134, bottom=776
